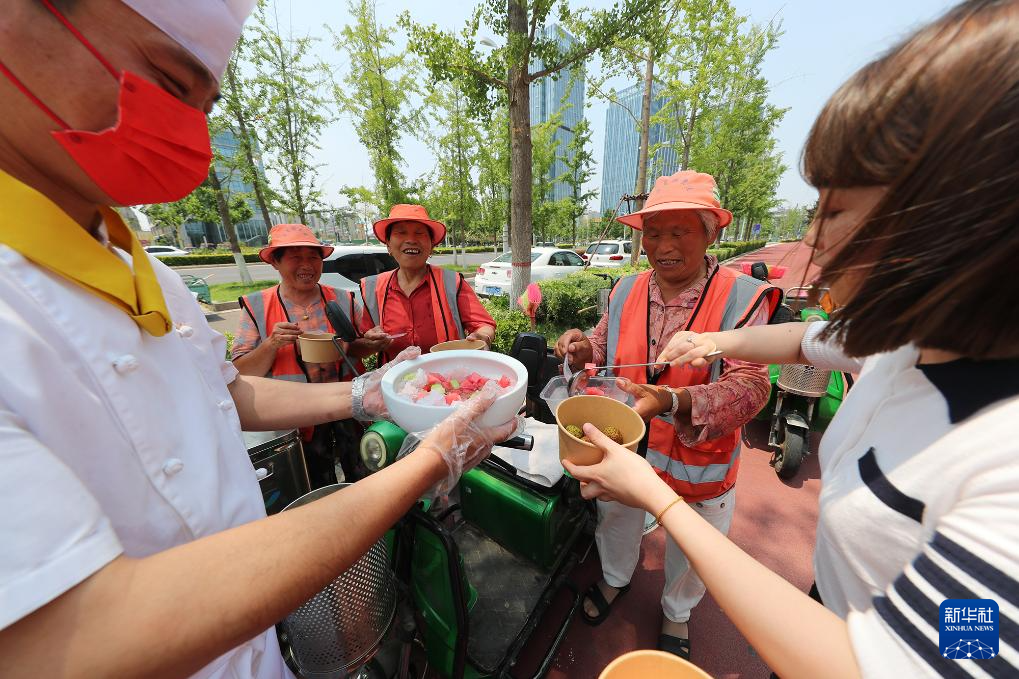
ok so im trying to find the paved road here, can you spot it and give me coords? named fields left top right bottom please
left=172, top=251, right=499, bottom=284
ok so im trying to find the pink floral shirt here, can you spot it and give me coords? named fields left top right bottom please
left=588, top=256, right=772, bottom=445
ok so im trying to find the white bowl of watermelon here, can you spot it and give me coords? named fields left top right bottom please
left=380, top=350, right=528, bottom=433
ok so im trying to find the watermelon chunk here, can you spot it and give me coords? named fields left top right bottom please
left=584, top=387, right=606, bottom=396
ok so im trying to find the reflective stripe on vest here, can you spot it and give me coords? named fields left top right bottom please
left=647, top=439, right=742, bottom=485
left=360, top=266, right=464, bottom=343
left=604, top=264, right=779, bottom=501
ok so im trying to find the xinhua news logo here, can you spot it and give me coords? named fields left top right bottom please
left=940, top=599, right=999, bottom=659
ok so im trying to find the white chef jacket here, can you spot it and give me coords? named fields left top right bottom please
left=0, top=241, right=293, bottom=679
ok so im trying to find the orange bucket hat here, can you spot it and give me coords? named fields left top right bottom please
left=258, top=223, right=334, bottom=264
left=372, top=204, right=447, bottom=246
left=617, top=171, right=733, bottom=231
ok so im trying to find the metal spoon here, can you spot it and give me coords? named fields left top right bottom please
left=566, top=353, right=723, bottom=393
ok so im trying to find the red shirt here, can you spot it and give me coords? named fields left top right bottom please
left=357, top=269, right=496, bottom=360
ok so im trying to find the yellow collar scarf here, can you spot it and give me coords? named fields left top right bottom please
left=0, top=169, right=172, bottom=336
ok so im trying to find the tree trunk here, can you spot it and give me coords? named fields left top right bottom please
left=507, top=0, right=532, bottom=308
left=208, top=166, right=253, bottom=285
left=572, top=187, right=579, bottom=248
left=681, top=101, right=698, bottom=172
left=630, top=47, right=654, bottom=265
left=227, top=61, right=274, bottom=239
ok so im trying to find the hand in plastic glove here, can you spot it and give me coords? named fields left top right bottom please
left=400, top=381, right=522, bottom=497
left=351, top=346, right=422, bottom=422
left=561, top=423, right=672, bottom=511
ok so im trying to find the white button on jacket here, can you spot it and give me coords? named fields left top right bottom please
left=0, top=245, right=293, bottom=679
left=112, top=353, right=139, bottom=374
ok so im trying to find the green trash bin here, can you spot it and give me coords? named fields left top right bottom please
left=180, top=274, right=211, bottom=304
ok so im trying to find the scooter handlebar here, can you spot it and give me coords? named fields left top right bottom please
left=495, top=434, right=534, bottom=451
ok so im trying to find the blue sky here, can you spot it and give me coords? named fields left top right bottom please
left=278, top=0, right=956, bottom=212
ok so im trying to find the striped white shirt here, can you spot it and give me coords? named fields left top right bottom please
left=801, top=322, right=1019, bottom=677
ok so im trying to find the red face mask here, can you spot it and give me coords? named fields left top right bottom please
left=0, top=0, right=213, bottom=206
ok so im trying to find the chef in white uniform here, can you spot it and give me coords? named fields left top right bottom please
left=0, top=2, right=515, bottom=678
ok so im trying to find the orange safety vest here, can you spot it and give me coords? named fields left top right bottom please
left=606, top=266, right=780, bottom=502
left=239, top=284, right=362, bottom=440
left=360, top=265, right=465, bottom=361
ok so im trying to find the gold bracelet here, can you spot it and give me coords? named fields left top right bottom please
left=655, top=496, right=684, bottom=525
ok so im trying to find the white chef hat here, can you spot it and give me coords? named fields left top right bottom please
left=122, top=0, right=256, bottom=81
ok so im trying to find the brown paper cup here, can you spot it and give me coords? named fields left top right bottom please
left=599, top=650, right=712, bottom=679
left=431, top=338, right=487, bottom=352
left=555, top=395, right=646, bottom=466
left=298, top=333, right=340, bottom=363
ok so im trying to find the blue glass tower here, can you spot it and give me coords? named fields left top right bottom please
left=529, top=25, right=586, bottom=203
left=184, top=129, right=271, bottom=247
left=600, top=82, right=680, bottom=216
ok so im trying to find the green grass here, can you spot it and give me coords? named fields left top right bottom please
left=440, top=264, right=480, bottom=275
left=209, top=279, right=277, bottom=303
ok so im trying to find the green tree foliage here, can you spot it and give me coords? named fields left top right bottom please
left=649, top=0, right=785, bottom=236
left=476, top=106, right=510, bottom=250
left=248, top=2, right=329, bottom=224
left=588, top=1, right=682, bottom=262
left=562, top=115, right=598, bottom=246
left=332, top=0, right=419, bottom=212
left=531, top=114, right=562, bottom=245
left=142, top=175, right=252, bottom=249
left=422, top=85, right=481, bottom=261
left=218, top=18, right=278, bottom=234
left=400, top=0, right=661, bottom=305
left=688, top=21, right=787, bottom=238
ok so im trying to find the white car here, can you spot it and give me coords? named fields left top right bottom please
left=474, top=247, right=586, bottom=297
left=582, top=240, right=646, bottom=267
left=144, top=245, right=189, bottom=257
left=319, top=245, right=397, bottom=303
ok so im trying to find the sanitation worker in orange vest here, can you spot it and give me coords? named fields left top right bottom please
left=554, top=171, right=780, bottom=660
left=357, top=204, right=496, bottom=361
left=233, top=223, right=388, bottom=486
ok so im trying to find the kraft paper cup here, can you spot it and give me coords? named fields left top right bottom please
left=431, top=338, right=487, bottom=352
left=599, top=650, right=713, bottom=679
left=555, top=395, right=645, bottom=466
left=298, top=333, right=340, bottom=363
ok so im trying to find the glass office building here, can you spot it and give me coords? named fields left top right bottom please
left=529, top=25, right=586, bottom=203
left=184, top=129, right=272, bottom=247
left=599, top=82, right=680, bottom=216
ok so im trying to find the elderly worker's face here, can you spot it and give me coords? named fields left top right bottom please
left=273, top=247, right=324, bottom=294
left=0, top=0, right=220, bottom=207
left=641, top=211, right=715, bottom=289
left=388, top=221, right=433, bottom=270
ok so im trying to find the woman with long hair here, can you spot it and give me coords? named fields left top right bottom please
left=566, top=2, right=1019, bottom=676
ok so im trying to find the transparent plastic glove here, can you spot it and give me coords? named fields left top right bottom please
left=398, top=381, right=523, bottom=497
left=351, top=346, right=422, bottom=422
